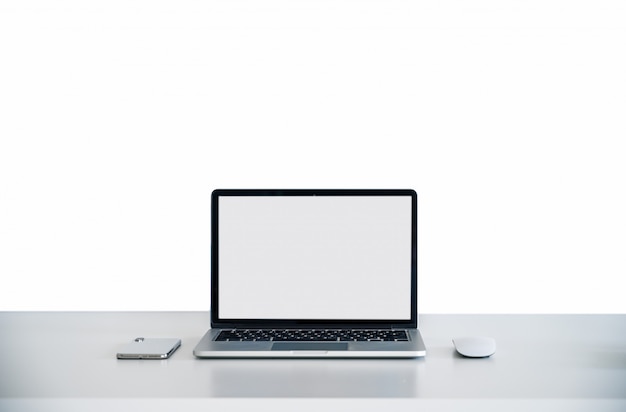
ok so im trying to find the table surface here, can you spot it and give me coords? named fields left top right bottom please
left=1, top=312, right=625, bottom=411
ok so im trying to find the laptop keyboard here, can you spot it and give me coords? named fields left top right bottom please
left=215, top=329, right=409, bottom=342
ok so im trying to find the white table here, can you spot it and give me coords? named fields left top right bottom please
left=1, top=312, right=624, bottom=411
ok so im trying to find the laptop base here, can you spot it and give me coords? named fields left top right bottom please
left=193, top=328, right=426, bottom=358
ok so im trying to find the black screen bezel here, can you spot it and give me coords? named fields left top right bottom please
left=210, top=189, right=418, bottom=329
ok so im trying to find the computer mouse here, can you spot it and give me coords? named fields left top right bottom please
left=452, top=337, right=496, bottom=358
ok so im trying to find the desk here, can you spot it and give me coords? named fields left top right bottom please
left=1, top=312, right=624, bottom=411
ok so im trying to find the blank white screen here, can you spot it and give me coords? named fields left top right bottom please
left=218, top=195, right=412, bottom=319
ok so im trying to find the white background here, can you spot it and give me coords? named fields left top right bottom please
left=1, top=0, right=624, bottom=313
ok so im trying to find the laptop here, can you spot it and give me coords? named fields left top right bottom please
left=193, top=189, right=426, bottom=358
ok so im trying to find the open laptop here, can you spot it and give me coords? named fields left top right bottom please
left=193, top=189, right=426, bottom=358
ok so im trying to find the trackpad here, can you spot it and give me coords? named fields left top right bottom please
left=271, top=343, right=348, bottom=351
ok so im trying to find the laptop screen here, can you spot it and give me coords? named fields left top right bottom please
left=212, top=190, right=417, bottom=325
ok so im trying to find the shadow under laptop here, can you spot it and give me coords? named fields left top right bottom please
left=204, top=359, right=422, bottom=397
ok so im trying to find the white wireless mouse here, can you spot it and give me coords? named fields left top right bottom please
left=452, top=337, right=496, bottom=358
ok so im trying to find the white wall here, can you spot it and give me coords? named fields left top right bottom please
left=1, top=0, right=624, bottom=313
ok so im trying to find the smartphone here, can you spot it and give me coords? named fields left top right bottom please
left=116, top=337, right=181, bottom=359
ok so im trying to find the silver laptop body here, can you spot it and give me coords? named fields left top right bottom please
left=194, top=189, right=426, bottom=358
